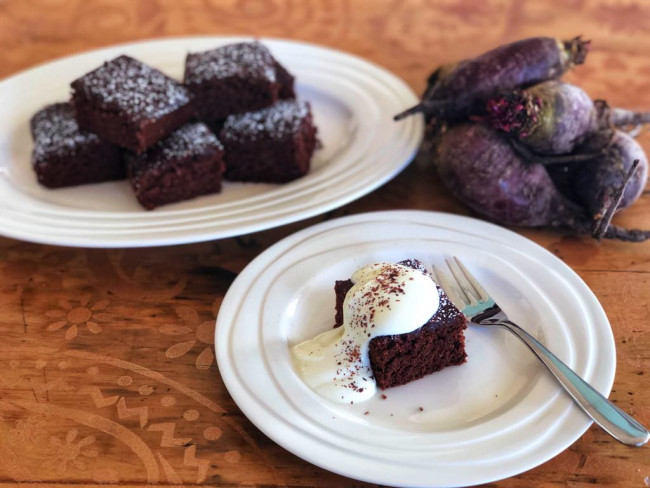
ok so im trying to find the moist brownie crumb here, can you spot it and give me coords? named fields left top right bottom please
left=220, top=100, right=317, bottom=183
left=127, top=122, right=225, bottom=210
left=72, top=55, right=195, bottom=154
left=30, top=102, right=124, bottom=188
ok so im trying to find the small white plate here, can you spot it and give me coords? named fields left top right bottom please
left=215, top=210, right=615, bottom=488
left=0, top=37, right=422, bottom=247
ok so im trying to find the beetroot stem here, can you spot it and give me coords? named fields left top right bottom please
left=564, top=36, right=590, bottom=66
left=393, top=99, right=451, bottom=121
left=593, top=159, right=643, bottom=240
left=510, top=139, right=599, bottom=165
left=610, top=108, right=650, bottom=128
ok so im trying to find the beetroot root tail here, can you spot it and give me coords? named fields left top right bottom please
left=394, top=99, right=451, bottom=121
left=509, top=139, right=600, bottom=165
left=593, top=159, right=642, bottom=240
left=601, top=225, right=650, bottom=242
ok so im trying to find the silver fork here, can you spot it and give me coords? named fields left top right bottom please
left=432, top=256, right=649, bottom=447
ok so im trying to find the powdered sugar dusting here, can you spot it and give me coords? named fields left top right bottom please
left=185, top=42, right=277, bottom=85
left=221, top=100, right=311, bottom=143
left=158, top=123, right=223, bottom=160
left=71, top=55, right=191, bottom=121
left=435, top=285, right=460, bottom=322
left=130, top=123, right=223, bottom=177
left=31, top=103, right=101, bottom=160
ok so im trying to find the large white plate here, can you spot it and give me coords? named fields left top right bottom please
left=215, top=210, right=616, bottom=488
left=0, top=37, right=422, bottom=247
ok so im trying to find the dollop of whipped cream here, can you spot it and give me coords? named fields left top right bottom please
left=292, top=263, right=440, bottom=403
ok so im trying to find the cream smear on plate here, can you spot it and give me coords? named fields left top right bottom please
left=292, top=262, right=439, bottom=403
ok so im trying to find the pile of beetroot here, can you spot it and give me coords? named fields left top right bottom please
left=395, top=36, right=650, bottom=241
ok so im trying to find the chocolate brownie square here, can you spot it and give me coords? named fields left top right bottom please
left=126, top=123, right=225, bottom=210
left=71, top=55, right=195, bottom=154
left=334, top=259, right=468, bottom=390
left=30, top=102, right=124, bottom=188
left=184, top=42, right=294, bottom=122
left=220, top=100, right=317, bottom=183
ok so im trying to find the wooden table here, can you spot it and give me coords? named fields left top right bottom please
left=0, top=1, right=648, bottom=486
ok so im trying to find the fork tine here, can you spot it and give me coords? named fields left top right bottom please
left=432, top=265, right=468, bottom=309
left=446, top=257, right=480, bottom=305
left=453, top=257, right=490, bottom=302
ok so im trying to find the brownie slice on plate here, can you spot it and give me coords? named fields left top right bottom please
left=334, top=259, right=468, bottom=390
left=71, top=55, right=195, bottom=154
left=184, top=42, right=294, bottom=122
left=30, top=102, right=124, bottom=188
left=126, top=123, right=225, bottom=210
left=220, top=100, right=317, bottom=183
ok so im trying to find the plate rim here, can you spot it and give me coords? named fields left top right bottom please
left=214, top=209, right=616, bottom=487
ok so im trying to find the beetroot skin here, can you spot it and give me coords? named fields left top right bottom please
left=435, top=123, right=585, bottom=228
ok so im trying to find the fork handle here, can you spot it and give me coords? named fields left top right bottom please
left=485, top=318, right=649, bottom=447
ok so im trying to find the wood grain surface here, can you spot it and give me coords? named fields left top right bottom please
left=0, top=0, right=649, bottom=486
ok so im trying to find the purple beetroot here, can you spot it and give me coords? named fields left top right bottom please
left=485, top=81, right=601, bottom=154
left=435, top=122, right=586, bottom=228
left=397, top=35, right=650, bottom=242
left=434, top=123, right=650, bottom=241
left=485, top=81, right=650, bottom=155
left=572, top=131, right=648, bottom=217
left=394, top=36, right=589, bottom=122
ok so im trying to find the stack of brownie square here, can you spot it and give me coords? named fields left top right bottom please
left=30, top=42, right=317, bottom=210
left=184, top=42, right=316, bottom=184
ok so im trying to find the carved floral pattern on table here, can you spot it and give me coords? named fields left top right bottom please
left=0, top=240, right=282, bottom=485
